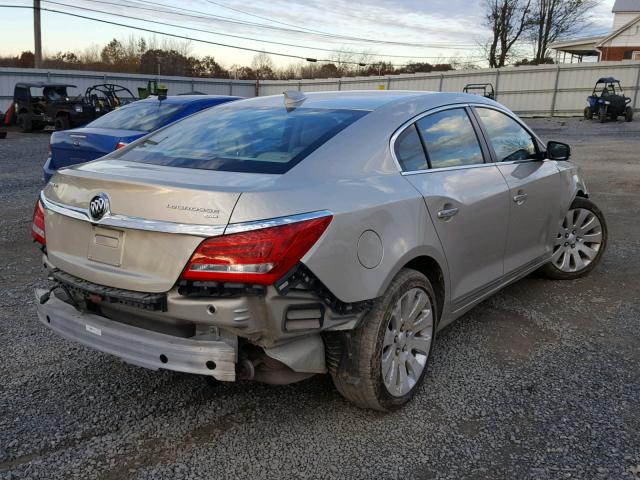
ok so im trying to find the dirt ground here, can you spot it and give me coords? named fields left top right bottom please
left=0, top=117, right=639, bottom=479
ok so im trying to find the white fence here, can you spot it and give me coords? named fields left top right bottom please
left=2, top=61, right=640, bottom=117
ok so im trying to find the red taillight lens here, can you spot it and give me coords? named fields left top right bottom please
left=182, top=215, right=332, bottom=285
left=115, top=142, right=128, bottom=150
left=31, top=199, right=46, bottom=246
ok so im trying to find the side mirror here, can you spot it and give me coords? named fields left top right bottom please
left=547, top=141, right=571, bottom=161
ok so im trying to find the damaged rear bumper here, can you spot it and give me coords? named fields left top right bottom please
left=35, top=289, right=237, bottom=381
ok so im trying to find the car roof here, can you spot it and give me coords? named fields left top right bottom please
left=597, top=77, right=620, bottom=83
left=138, top=95, right=241, bottom=105
left=226, top=90, right=494, bottom=112
left=15, top=82, right=76, bottom=88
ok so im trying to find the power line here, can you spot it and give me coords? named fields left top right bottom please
left=124, top=0, right=481, bottom=49
left=1, top=4, right=483, bottom=66
left=39, top=0, right=483, bottom=60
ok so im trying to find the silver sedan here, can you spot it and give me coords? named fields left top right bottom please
left=33, top=90, right=607, bottom=410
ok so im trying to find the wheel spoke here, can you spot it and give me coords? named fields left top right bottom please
left=407, top=335, right=431, bottom=355
left=389, top=303, right=401, bottom=331
left=578, top=215, right=598, bottom=235
left=397, top=360, right=409, bottom=393
left=406, top=354, right=422, bottom=381
left=582, top=231, right=602, bottom=244
left=556, top=250, right=570, bottom=270
left=570, top=251, right=585, bottom=271
left=383, top=326, right=396, bottom=348
left=573, top=209, right=589, bottom=229
left=406, top=291, right=428, bottom=327
left=551, top=247, right=564, bottom=263
left=385, top=357, right=397, bottom=386
left=410, top=309, right=433, bottom=335
left=577, top=243, right=599, bottom=260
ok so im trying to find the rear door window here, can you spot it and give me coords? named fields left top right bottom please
left=475, top=108, right=538, bottom=162
left=118, top=106, right=368, bottom=174
left=416, top=108, right=484, bottom=169
left=394, top=124, right=428, bottom=172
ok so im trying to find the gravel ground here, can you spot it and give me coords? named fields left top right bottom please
left=1, top=117, right=639, bottom=480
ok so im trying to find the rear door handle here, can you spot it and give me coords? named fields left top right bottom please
left=437, top=207, right=459, bottom=220
left=513, top=193, right=528, bottom=205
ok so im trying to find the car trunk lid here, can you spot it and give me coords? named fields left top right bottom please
left=49, top=127, right=145, bottom=170
left=43, top=159, right=278, bottom=293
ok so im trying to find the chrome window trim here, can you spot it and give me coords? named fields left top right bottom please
left=390, top=102, right=547, bottom=175
left=224, top=210, right=333, bottom=235
left=40, top=192, right=226, bottom=237
left=40, top=192, right=332, bottom=238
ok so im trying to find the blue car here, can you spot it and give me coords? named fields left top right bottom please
left=43, top=95, right=241, bottom=182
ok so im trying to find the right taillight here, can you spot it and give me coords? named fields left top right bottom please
left=115, top=141, right=128, bottom=150
left=181, top=214, right=332, bottom=285
left=31, top=199, right=46, bottom=246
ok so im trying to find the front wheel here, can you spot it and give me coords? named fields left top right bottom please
left=539, top=197, right=607, bottom=280
left=583, top=107, right=593, bottom=120
left=599, top=106, right=608, bottom=123
left=330, top=268, right=436, bottom=411
left=625, top=107, right=633, bottom=122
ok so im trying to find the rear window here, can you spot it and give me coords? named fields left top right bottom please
left=88, top=102, right=184, bottom=132
left=117, top=106, right=368, bottom=174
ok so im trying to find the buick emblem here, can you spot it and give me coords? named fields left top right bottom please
left=89, top=194, right=110, bottom=221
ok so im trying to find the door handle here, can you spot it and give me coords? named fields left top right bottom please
left=513, top=193, right=528, bottom=205
left=437, top=207, right=459, bottom=220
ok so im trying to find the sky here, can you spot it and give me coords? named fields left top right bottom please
left=0, top=0, right=618, bottom=69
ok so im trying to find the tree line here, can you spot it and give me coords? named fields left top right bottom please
left=0, top=35, right=464, bottom=80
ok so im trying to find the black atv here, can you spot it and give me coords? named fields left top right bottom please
left=13, top=82, right=97, bottom=132
left=584, top=77, right=633, bottom=123
left=463, top=83, right=495, bottom=100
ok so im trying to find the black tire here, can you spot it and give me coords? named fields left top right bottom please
left=583, top=107, right=593, bottom=120
left=19, top=114, right=33, bottom=133
left=599, top=106, right=607, bottom=123
left=330, top=268, right=437, bottom=411
left=539, top=197, right=607, bottom=280
left=54, top=116, right=70, bottom=131
left=625, top=107, right=633, bottom=122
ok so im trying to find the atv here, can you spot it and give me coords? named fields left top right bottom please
left=463, top=83, right=495, bottom=100
left=84, top=84, right=135, bottom=115
left=13, top=83, right=97, bottom=132
left=584, top=77, right=633, bottom=123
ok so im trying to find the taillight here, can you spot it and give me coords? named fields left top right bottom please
left=182, top=215, right=332, bottom=285
left=31, top=199, right=46, bottom=246
left=115, top=141, right=128, bottom=150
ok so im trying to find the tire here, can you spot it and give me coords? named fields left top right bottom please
left=330, top=268, right=437, bottom=411
left=583, top=107, right=593, bottom=120
left=539, top=197, right=607, bottom=280
left=599, top=106, right=607, bottom=123
left=54, top=116, right=70, bottom=131
left=625, top=107, right=633, bottom=122
left=19, top=114, right=33, bottom=133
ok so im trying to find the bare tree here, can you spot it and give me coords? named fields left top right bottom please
left=484, top=0, right=533, bottom=67
left=529, top=0, right=596, bottom=61
left=251, top=52, right=276, bottom=79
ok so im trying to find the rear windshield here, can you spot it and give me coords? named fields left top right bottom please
left=88, top=102, right=183, bottom=132
left=116, top=106, right=368, bottom=174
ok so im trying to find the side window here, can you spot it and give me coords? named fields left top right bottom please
left=394, top=124, right=428, bottom=172
left=416, top=109, right=484, bottom=169
left=476, top=108, right=538, bottom=162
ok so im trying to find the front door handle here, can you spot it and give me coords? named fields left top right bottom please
left=513, top=193, right=528, bottom=205
left=437, top=207, right=459, bottom=220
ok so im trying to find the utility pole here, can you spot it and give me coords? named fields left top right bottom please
left=33, top=0, right=42, bottom=68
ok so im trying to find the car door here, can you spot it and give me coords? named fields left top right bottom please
left=472, top=106, right=563, bottom=275
left=396, top=106, right=511, bottom=309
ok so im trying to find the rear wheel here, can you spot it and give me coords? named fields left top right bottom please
left=539, top=197, right=607, bottom=280
left=54, top=115, right=70, bottom=131
left=583, top=107, right=593, bottom=120
left=19, top=114, right=33, bottom=133
left=330, top=268, right=436, bottom=411
left=625, top=107, right=633, bottom=122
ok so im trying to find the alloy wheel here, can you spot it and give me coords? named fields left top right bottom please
left=552, top=207, right=603, bottom=273
left=381, top=288, right=433, bottom=397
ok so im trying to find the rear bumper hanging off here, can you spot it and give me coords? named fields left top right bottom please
left=34, top=289, right=237, bottom=381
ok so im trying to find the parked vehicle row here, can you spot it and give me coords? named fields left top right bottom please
left=32, top=90, right=607, bottom=410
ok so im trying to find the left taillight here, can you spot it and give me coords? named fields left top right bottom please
left=31, top=199, right=46, bottom=246
left=181, top=215, right=332, bottom=285
left=115, top=141, right=128, bottom=150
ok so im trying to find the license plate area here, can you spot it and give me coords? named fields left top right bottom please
left=88, top=226, right=124, bottom=266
